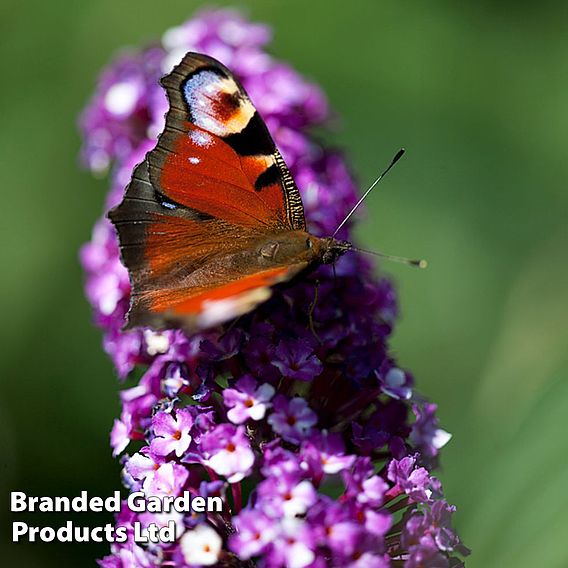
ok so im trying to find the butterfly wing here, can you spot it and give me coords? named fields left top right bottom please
left=150, top=52, right=305, bottom=231
left=109, top=52, right=309, bottom=330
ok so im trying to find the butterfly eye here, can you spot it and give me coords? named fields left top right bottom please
left=306, top=238, right=313, bottom=249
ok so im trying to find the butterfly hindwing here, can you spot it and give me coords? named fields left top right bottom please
left=128, top=262, right=308, bottom=330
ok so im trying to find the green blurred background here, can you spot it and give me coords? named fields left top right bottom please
left=2, top=0, right=567, bottom=565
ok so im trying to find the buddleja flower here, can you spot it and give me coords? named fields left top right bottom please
left=81, top=8, right=469, bottom=567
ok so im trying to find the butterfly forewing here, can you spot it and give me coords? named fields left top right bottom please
left=153, top=52, right=305, bottom=231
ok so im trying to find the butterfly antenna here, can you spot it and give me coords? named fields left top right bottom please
left=332, top=148, right=406, bottom=237
left=351, top=247, right=428, bottom=268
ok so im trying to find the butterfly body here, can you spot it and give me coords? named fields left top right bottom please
left=109, top=52, right=350, bottom=331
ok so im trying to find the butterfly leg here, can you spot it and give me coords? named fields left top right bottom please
left=307, top=280, right=323, bottom=345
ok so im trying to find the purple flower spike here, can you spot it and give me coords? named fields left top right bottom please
left=81, top=8, right=468, bottom=567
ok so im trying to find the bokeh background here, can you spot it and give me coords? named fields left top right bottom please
left=2, top=0, right=567, bottom=566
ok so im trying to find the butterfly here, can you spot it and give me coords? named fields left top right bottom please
left=109, top=52, right=353, bottom=332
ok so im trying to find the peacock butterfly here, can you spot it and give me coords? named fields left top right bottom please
left=109, top=52, right=360, bottom=331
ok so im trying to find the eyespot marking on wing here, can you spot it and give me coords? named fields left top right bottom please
left=183, top=70, right=255, bottom=136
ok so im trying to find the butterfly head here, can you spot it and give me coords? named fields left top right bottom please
left=318, top=237, right=352, bottom=265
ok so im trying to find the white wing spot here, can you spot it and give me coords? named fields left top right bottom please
left=189, top=130, right=213, bottom=147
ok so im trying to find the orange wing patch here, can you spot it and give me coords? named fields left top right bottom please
left=157, top=124, right=288, bottom=228
left=136, top=264, right=307, bottom=330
